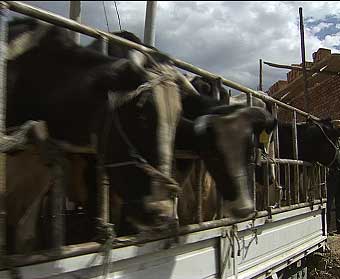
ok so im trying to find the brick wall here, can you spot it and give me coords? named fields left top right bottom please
left=268, top=48, right=340, bottom=122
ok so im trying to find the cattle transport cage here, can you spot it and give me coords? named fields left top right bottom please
left=0, top=1, right=328, bottom=279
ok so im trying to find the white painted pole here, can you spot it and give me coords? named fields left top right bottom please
left=69, top=1, right=81, bottom=44
left=144, top=1, right=157, bottom=47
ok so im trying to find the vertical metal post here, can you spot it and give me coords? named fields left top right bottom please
left=318, top=165, right=322, bottom=202
left=98, top=38, right=110, bottom=225
left=212, top=77, right=222, bottom=101
left=284, top=164, right=288, bottom=205
left=0, top=1, right=8, bottom=261
left=287, top=163, right=291, bottom=205
left=273, top=104, right=281, bottom=193
left=292, top=111, right=299, bottom=204
left=49, top=151, right=67, bottom=250
left=259, top=59, right=263, bottom=91
left=299, top=7, right=310, bottom=113
left=195, top=161, right=203, bottom=223
left=144, top=1, right=157, bottom=46
left=303, top=165, right=307, bottom=202
left=246, top=93, right=253, bottom=107
left=265, top=160, right=270, bottom=208
left=246, top=93, right=257, bottom=212
left=69, top=1, right=81, bottom=44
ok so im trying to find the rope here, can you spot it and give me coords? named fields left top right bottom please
left=86, top=220, right=116, bottom=279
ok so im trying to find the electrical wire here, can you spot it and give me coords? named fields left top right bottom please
left=102, top=1, right=110, bottom=32
left=113, top=1, right=122, bottom=31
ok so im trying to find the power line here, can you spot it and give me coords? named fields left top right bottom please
left=102, top=1, right=110, bottom=32
left=114, top=1, right=122, bottom=31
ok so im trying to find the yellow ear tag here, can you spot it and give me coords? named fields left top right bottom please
left=259, top=130, right=269, bottom=144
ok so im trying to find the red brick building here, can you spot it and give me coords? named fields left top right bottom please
left=267, top=48, right=340, bottom=122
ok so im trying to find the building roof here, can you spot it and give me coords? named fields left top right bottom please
left=269, top=53, right=340, bottom=104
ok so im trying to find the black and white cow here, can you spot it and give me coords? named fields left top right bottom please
left=6, top=18, right=184, bottom=250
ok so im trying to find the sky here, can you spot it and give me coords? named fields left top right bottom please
left=14, top=1, right=340, bottom=93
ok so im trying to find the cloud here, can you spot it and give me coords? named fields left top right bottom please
left=14, top=1, right=340, bottom=92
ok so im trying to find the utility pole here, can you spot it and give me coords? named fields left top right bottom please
left=259, top=59, right=263, bottom=91
left=144, top=1, right=157, bottom=47
left=69, top=1, right=81, bottom=44
left=299, top=7, right=309, bottom=113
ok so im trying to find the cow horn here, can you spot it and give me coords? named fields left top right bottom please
left=194, top=115, right=215, bottom=136
left=176, top=72, right=200, bottom=96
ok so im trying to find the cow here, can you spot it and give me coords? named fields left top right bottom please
left=277, top=118, right=340, bottom=204
left=186, top=76, right=278, bottom=213
left=175, top=92, right=277, bottom=223
left=6, top=18, right=185, bottom=252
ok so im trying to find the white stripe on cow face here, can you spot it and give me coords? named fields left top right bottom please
left=144, top=71, right=182, bottom=215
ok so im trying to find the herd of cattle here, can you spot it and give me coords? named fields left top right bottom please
left=4, top=18, right=340, bottom=254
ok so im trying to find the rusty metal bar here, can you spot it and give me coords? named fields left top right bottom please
left=0, top=1, right=8, bottom=263
left=4, top=1, right=321, bottom=121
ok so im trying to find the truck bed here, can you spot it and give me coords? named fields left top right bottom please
left=0, top=202, right=326, bottom=279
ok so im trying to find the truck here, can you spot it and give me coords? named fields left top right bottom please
left=0, top=2, right=328, bottom=279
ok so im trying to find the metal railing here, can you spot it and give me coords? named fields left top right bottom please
left=0, top=0, right=328, bottom=266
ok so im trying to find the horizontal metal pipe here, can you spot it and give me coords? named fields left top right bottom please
left=260, top=158, right=313, bottom=166
left=4, top=1, right=320, bottom=120
left=1, top=198, right=326, bottom=268
left=264, top=60, right=339, bottom=76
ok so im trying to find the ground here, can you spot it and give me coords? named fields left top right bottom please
left=308, top=213, right=340, bottom=279
left=308, top=234, right=340, bottom=278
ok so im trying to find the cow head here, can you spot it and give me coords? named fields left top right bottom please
left=301, top=118, right=340, bottom=169
left=194, top=106, right=277, bottom=218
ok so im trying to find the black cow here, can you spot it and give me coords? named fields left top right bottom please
left=176, top=93, right=277, bottom=219
left=188, top=76, right=277, bottom=209
left=279, top=118, right=340, bottom=168
left=6, top=18, right=183, bottom=244
left=278, top=118, right=340, bottom=204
